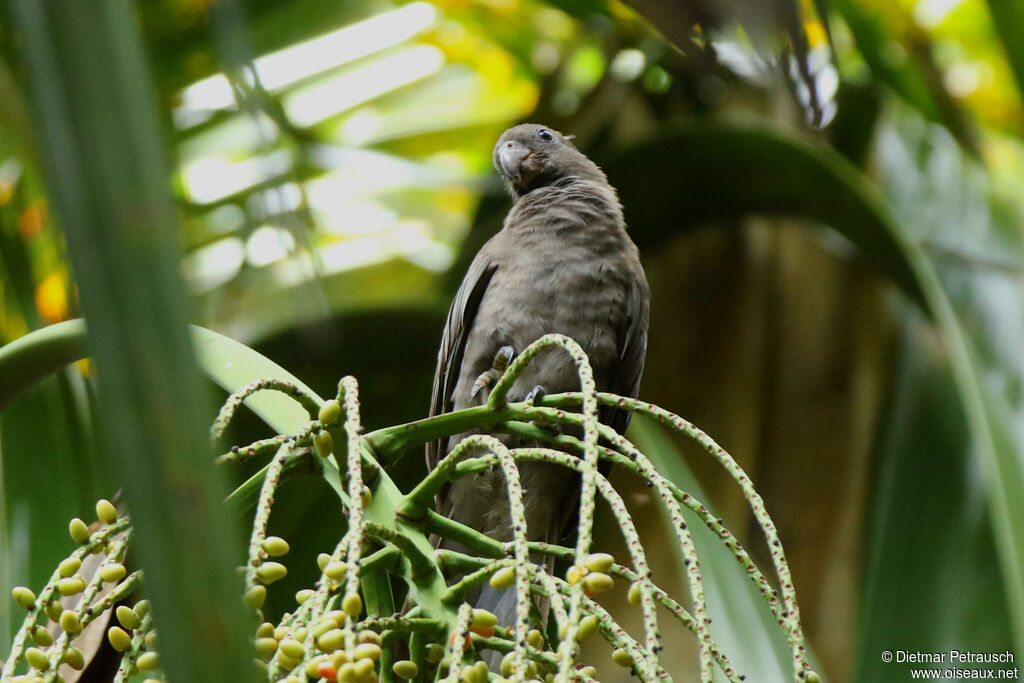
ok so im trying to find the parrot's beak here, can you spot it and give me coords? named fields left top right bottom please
left=497, top=140, right=533, bottom=183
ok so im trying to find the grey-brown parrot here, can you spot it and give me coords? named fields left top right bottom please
left=427, top=123, right=649, bottom=624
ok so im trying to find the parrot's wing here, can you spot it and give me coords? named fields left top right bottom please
left=601, top=274, right=650, bottom=438
left=426, top=254, right=498, bottom=496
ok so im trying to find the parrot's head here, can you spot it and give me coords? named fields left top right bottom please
left=493, top=123, right=607, bottom=197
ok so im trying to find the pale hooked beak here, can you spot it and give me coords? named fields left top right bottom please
left=497, top=140, right=532, bottom=182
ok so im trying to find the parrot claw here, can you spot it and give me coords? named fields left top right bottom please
left=470, top=346, right=517, bottom=399
left=524, top=385, right=546, bottom=404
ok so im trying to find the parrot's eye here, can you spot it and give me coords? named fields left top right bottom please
left=537, top=129, right=554, bottom=142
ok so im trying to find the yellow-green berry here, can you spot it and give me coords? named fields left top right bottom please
left=58, top=557, right=81, bottom=578
left=256, top=622, right=275, bottom=638
left=255, top=637, right=278, bottom=658
left=425, top=643, right=445, bottom=663
left=579, top=665, right=597, bottom=677
left=578, top=615, right=599, bottom=639
left=500, top=652, right=515, bottom=676
left=57, top=577, right=85, bottom=597
left=627, top=581, right=642, bottom=604
left=470, top=608, right=498, bottom=629
left=312, top=619, right=337, bottom=639
left=527, top=629, right=544, bottom=649
left=353, top=643, right=382, bottom=661
left=262, top=536, right=290, bottom=557
left=566, top=564, right=588, bottom=585
left=60, top=610, right=82, bottom=634
left=96, top=499, right=118, bottom=524
left=584, top=552, right=615, bottom=573
left=116, top=605, right=142, bottom=630
left=357, top=630, right=382, bottom=645
left=319, top=399, right=342, bottom=425
left=612, top=648, right=634, bottom=667
left=108, top=626, right=132, bottom=651
left=338, top=662, right=357, bottom=683
left=137, top=652, right=160, bottom=670
left=256, top=561, right=287, bottom=584
left=314, top=430, right=333, bottom=458
left=317, top=628, right=344, bottom=652
left=324, top=561, right=348, bottom=581
left=31, top=625, right=54, bottom=647
left=393, top=660, right=418, bottom=679
left=317, top=553, right=332, bottom=571
left=146, top=630, right=158, bottom=648
left=274, top=626, right=289, bottom=640
left=64, top=647, right=86, bottom=670
left=296, top=589, right=314, bottom=604
left=245, top=585, right=267, bottom=608
left=45, top=600, right=63, bottom=621
left=12, top=586, right=36, bottom=609
left=804, top=672, right=821, bottom=683
left=582, top=571, right=614, bottom=596
left=279, top=638, right=304, bottom=660
left=69, top=518, right=91, bottom=544
left=353, top=657, right=375, bottom=677
left=342, top=592, right=363, bottom=617
left=489, top=567, right=516, bottom=590
left=25, top=647, right=49, bottom=670
left=134, top=599, right=151, bottom=617
left=100, top=563, right=127, bottom=583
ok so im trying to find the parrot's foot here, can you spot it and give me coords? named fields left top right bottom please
left=470, top=345, right=517, bottom=399
left=524, top=384, right=545, bottom=404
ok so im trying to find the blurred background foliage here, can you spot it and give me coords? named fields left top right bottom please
left=0, top=0, right=1022, bottom=680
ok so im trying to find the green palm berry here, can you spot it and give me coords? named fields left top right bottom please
left=31, top=626, right=54, bottom=647
left=342, top=592, right=363, bottom=617
left=12, top=586, right=36, bottom=609
left=317, top=553, right=332, bottom=571
left=470, top=608, right=498, bottom=629
left=470, top=661, right=489, bottom=683
left=357, top=630, right=381, bottom=645
left=360, top=486, right=373, bottom=508
left=279, top=637, right=304, bottom=660
left=305, top=656, right=327, bottom=677
left=500, top=652, right=515, bottom=676
left=245, top=585, right=267, bottom=608
left=137, top=652, right=160, bottom=671
left=579, top=665, right=597, bottom=677
left=295, top=589, right=314, bottom=604
left=145, top=630, right=158, bottom=648
left=45, top=600, right=63, bottom=621
left=566, top=564, right=588, bottom=585
left=312, top=619, right=337, bottom=639
left=527, top=629, right=544, bottom=650
left=134, top=599, right=151, bottom=617
left=627, top=581, right=642, bottom=604
left=325, top=609, right=346, bottom=623
left=277, top=651, right=299, bottom=671
left=324, top=560, right=348, bottom=580
left=25, top=647, right=49, bottom=670
left=256, top=562, right=288, bottom=584
left=582, top=572, right=614, bottom=596
left=116, top=605, right=142, bottom=630
left=611, top=648, right=634, bottom=667
left=353, top=643, right=382, bottom=661
left=338, top=662, right=358, bottom=683
left=254, top=658, right=268, bottom=674
left=393, top=660, right=418, bottom=679
left=583, top=552, right=615, bottom=573
left=255, top=637, right=278, bottom=658
left=69, top=518, right=91, bottom=544
left=60, top=610, right=82, bottom=635
left=100, top=563, right=127, bottom=583
left=273, top=626, right=288, bottom=640
left=425, top=643, right=445, bottom=663
left=804, top=672, right=821, bottom=683
left=353, top=657, right=375, bottom=676
left=489, top=567, right=516, bottom=590
left=96, top=499, right=118, bottom=525
left=319, top=399, right=342, bottom=425
left=64, top=647, right=85, bottom=670
left=317, top=628, right=344, bottom=652
left=57, top=578, right=85, bottom=597
left=262, top=536, right=290, bottom=557
left=524, top=661, right=538, bottom=677
left=108, top=626, right=132, bottom=651
left=461, top=665, right=481, bottom=683
left=294, top=627, right=307, bottom=642
left=58, top=558, right=81, bottom=578
left=256, top=622, right=275, bottom=638
left=578, top=615, right=599, bottom=639
left=314, top=430, right=333, bottom=458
